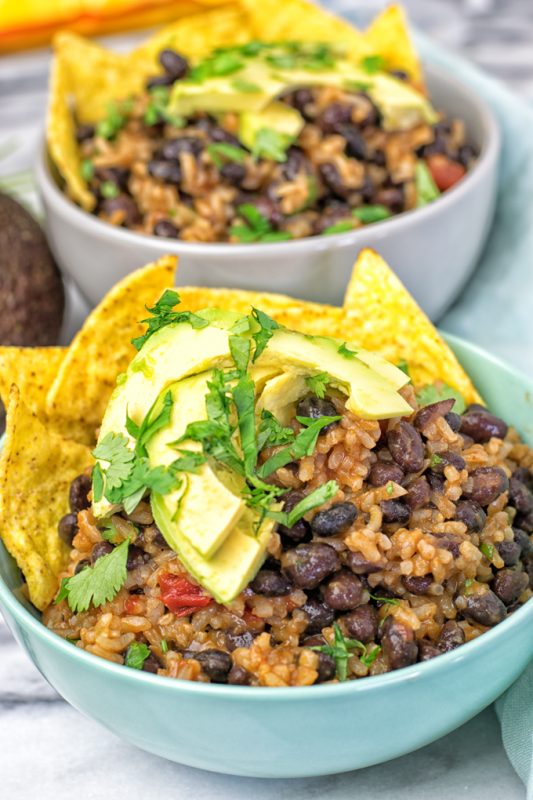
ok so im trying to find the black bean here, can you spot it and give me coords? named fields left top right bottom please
left=464, top=467, right=509, bottom=506
left=342, top=605, right=378, bottom=643
left=282, top=543, right=340, bottom=589
left=281, top=147, right=309, bottom=181
left=380, top=499, right=410, bottom=525
left=100, top=195, right=142, bottom=225
left=129, top=587, right=145, bottom=595
left=387, top=421, right=425, bottom=473
left=277, top=490, right=311, bottom=543
left=405, top=476, right=431, bottom=510
left=339, top=124, right=367, bottom=160
left=127, top=545, right=150, bottom=571
left=220, top=162, right=246, bottom=185
left=210, top=126, right=241, bottom=146
left=374, top=185, right=404, bottom=212
left=368, top=462, right=404, bottom=487
left=74, top=558, right=90, bottom=574
left=228, top=665, right=252, bottom=685
left=445, top=411, right=461, bottom=432
left=381, top=618, right=418, bottom=670
left=291, top=88, right=314, bottom=117
left=497, top=539, right=522, bottom=567
left=344, top=550, right=382, bottom=575
left=402, top=574, right=432, bottom=595
left=427, top=471, right=445, bottom=492
left=509, top=476, right=533, bottom=514
left=323, top=570, right=363, bottom=610
left=69, top=474, right=91, bottom=513
left=194, top=649, right=233, bottom=683
left=146, top=75, right=173, bottom=91
left=151, top=526, right=168, bottom=548
left=318, top=103, right=353, bottom=133
left=437, top=620, right=464, bottom=652
left=225, top=631, right=255, bottom=652
left=312, top=203, right=351, bottom=235
left=160, top=136, right=204, bottom=160
left=159, top=49, right=189, bottom=80
left=457, top=144, right=476, bottom=168
left=58, top=513, right=78, bottom=545
left=319, top=162, right=348, bottom=198
left=147, top=159, right=182, bottom=184
left=464, top=590, right=506, bottom=626
left=390, top=69, right=409, bottom=81
left=430, top=451, right=466, bottom=474
left=250, top=569, right=292, bottom=596
left=94, top=165, right=130, bottom=190
left=311, top=502, right=357, bottom=537
left=249, top=197, right=283, bottom=227
left=516, top=511, right=533, bottom=534
left=76, top=124, right=95, bottom=143
left=513, top=527, right=532, bottom=556
left=434, top=534, right=461, bottom=558
left=315, top=652, right=336, bottom=683
left=91, top=541, right=113, bottom=564
left=302, top=598, right=335, bottom=634
left=492, top=569, right=528, bottom=605
left=413, top=399, right=456, bottom=431
left=513, top=467, right=533, bottom=490
left=153, top=220, right=179, bottom=238
left=142, top=654, right=161, bottom=674
left=454, top=499, right=486, bottom=532
left=460, top=407, right=508, bottom=443
left=418, top=640, right=441, bottom=661
left=369, top=149, right=386, bottom=167
left=296, top=395, right=339, bottom=433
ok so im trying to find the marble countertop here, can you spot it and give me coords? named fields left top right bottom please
left=0, top=1, right=532, bottom=797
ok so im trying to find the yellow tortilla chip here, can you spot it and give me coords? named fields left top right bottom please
left=365, top=5, right=422, bottom=85
left=0, top=386, right=91, bottom=610
left=0, top=346, right=66, bottom=422
left=342, top=249, right=481, bottom=404
left=45, top=256, right=177, bottom=444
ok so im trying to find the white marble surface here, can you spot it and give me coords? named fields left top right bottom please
left=0, top=2, right=532, bottom=797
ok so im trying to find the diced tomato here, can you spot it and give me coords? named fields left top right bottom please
left=242, top=609, right=265, bottom=632
left=159, top=572, right=212, bottom=616
left=427, top=154, right=466, bottom=192
left=124, top=595, right=145, bottom=615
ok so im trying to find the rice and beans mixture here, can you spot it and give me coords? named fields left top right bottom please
left=76, top=47, right=476, bottom=242
left=44, top=390, right=533, bottom=686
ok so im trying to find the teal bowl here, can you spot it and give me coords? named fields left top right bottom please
left=0, top=333, right=532, bottom=778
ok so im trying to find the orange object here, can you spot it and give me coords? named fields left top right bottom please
left=0, top=0, right=227, bottom=53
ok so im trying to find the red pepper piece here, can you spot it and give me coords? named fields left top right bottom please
left=427, top=154, right=466, bottom=192
left=159, top=572, right=212, bottom=615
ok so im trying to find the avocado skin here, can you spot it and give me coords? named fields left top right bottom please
left=0, top=193, right=64, bottom=346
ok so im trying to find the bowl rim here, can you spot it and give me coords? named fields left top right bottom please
left=35, top=61, right=501, bottom=257
left=0, top=331, right=531, bottom=701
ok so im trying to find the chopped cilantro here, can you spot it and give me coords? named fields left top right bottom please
left=160, top=639, right=169, bottom=654
left=352, top=205, right=391, bottom=224
left=397, top=359, right=410, bottom=377
left=251, top=307, right=279, bottom=361
left=100, top=180, right=119, bottom=199
left=230, top=204, right=291, bottom=244
left=229, top=333, right=251, bottom=375
left=233, top=375, right=257, bottom=475
left=257, top=410, right=295, bottom=451
left=125, top=642, right=151, bottom=670
left=258, top=415, right=340, bottom=478
left=360, top=54, right=386, bottom=74
left=189, top=50, right=244, bottom=82
left=480, top=542, right=494, bottom=561
left=386, top=481, right=395, bottom=496
left=100, top=519, right=121, bottom=543
left=80, top=159, right=94, bottom=181
left=55, top=539, right=129, bottom=613
left=310, top=623, right=365, bottom=681
left=252, top=128, right=293, bottom=163
left=144, top=86, right=185, bottom=128
left=415, top=383, right=466, bottom=415
left=131, top=289, right=209, bottom=351
left=322, top=221, right=354, bottom=236
left=231, top=78, right=261, bottom=93
left=415, top=160, right=440, bottom=207
left=207, top=142, right=247, bottom=168
left=96, top=101, right=130, bottom=140
left=338, top=342, right=358, bottom=359
left=305, top=372, right=330, bottom=399
left=360, top=644, right=382, bottom=668
left=171, top=449, right=207, bottom=474
left=93, top=432, right=135, bottom=493
left=127, top=390, right=174, bottom=457
left=269, top=481, right=338, bottom=528
left=369, top=593, right=400, bottom=606
left=430, top=453, right=444, bottom=468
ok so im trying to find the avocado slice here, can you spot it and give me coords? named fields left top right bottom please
left=239, top=102, right=305, bottom=153
left=256, top=372, right=309, bottom=426
left=169, top=55, right=437, bottom=132
left=146, top=373, right=245, bottom=559
left=255, top=328, right=412, bottom=419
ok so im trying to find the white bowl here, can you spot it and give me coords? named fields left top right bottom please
left=36, top=63, right=500, bottom=319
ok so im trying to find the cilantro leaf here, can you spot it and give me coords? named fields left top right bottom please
left=129, top=390, right=174, bottom=457
left=92, top=432, right=135, bottom=491
left=360, top=54, right=386, bottom=74
left=268, top=480, right=339, bottom=528
left=230, top=204, right=292, bottom=244
left=257, top=416, right=340, bottom=478
left=322, top=221, right=353, bottom=236
left=80, top=159, right=94, bottom=181
left=132, top=289, right=209, bottom=351
left=338, top=342, right=358, bottom=359
left=229, top=334, right=251, bottom=376
left=251, top=307, right=279, bottom=362
left=171, top=449, right=207, bottom=474
left=305, top=372, right=330, bottom=399
left=369, top=593, right=400, bottom=606
left=231, top=78, right=261, bottom=93
left=430, top=453, right=444, bottom=468
left=397, top=359, right=410, bottom=377
left=415, top=383, right=466, bottom=414
left=352, top=205, right=391, bottom=224
left=252, top=128, right=293, bottom=162
left=55, top=539, right=129, bottom=613
left=96, top=101, right=130, bottom=140
left=257, top=410, right=295, bottom=451
left=207, top=142, right=247, bottom=168
left=233, top=375, right=257, bottom=475
left=125, top=642, right=151, bottom=670
left=480, top=542, right=494, bottom=561
left=415, top=160, right=440, bottom=208
left=310, top=623, right=365, bottom=681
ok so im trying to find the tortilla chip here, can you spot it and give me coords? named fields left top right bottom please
left=0, top=386, right=91, bottom=610
left=45, top=256, right=177, bottom=445
left=365, top=5, right=422, bottom=84
left=47, top=53, right=95, bottom=210
left=0, top=346, right=66, bottom=422
left=342, top=249, right=481, bottom=404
